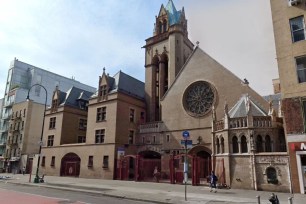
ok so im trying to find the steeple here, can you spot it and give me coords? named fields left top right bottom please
left=143, top=1, right=194, bottom=122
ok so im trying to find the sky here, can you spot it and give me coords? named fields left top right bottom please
left=0, top=0, right=278, bottom=98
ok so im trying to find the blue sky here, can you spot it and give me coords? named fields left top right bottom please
left=0, top=0, right=277, bottom=97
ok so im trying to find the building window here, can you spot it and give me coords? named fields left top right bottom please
left=290, top=16, right=305, bottom=43
left=128, top=130, right=134, bottom=144
left=256, top=135, right=263, bottom=152
left=78, top=136, right=86, bottom=143
left=129, top=109, right=135, bottom=122
left=103, top=155, right=109, bottom=168
left=88, top=156, right=93, bottom=167
left=221, top=137, right=225, bottom=153
left=95, top=129, right=105, bottom=143
left=232, top=136, right=239, bottom=153
left=51, top=156, right=55, bottom=166
left=166, top=134, right=170, bottom=142
left=79, top=119, right=87, bottom=130
left=96, top=107, right=106, bottom=122
left=241, top=135, right=248, bottom=153
left=23, top=109, right=26, bottom=117
left=266, top=167, right=278, bottom=184
left=21, top=121, right=24, bottom=130
left=216, top=138, right=220, bottom=154
left=99, top=85, right=108, bottom=100
left=47, top=135, right=54, bottom=147
left=296, top=56, right=306, bottom=83
left=142, top=136, right=145, bottom=144
left=41, top=156, right=45, bottom=167
left=49, top=117, right=56, bottom=129
left=278, top=129, right=287, bottom=152
left=265, top=135, right=272, bottom=152
left=140, top=111, right=145, bottom=123
left=153, top=135, right=156, bottom=144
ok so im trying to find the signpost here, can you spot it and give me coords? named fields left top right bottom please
left=182, top=130, right=190, bottom=201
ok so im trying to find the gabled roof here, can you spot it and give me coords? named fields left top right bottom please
left=165, top=0, right=182, bottom=26
left=58, top=86, right=94, bottom=108
left=228, top=94, right=267, bottom=118
left=108, top=71, right=145, bottom=100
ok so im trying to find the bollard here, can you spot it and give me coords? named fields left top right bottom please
left=256, top=195, right=261, bottom=204
left=288, top=197, right=293, bottom=204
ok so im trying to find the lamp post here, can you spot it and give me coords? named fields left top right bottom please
left=26, top=84, right=47, bottom=183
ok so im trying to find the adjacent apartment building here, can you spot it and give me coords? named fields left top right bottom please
left=270, top=0, right=306, bottom=194
left=0, top=58, right=96, bottom=172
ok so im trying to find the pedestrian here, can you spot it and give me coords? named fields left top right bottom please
left=22, top=166, right=26, bottom=175
left=153, top=166, right=160, bottom=183
left=268, top=193, right=279, bottom=204
left=210, top=171, right=218, bottom=193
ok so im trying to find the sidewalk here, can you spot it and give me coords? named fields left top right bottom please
left=0, top=173, right=305, bottom=204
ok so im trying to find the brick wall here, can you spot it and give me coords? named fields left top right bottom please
left=282, top=98, right=304, bottom=134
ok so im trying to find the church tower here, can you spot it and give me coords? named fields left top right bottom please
left=143, top=0, right=194, bottom=122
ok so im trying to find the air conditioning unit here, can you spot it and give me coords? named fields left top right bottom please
left=288, top=0, right=302, bottom=6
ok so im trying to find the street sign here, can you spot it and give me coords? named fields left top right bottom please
left=181, top=140, right=192, bottom=149
left=182, top=131, right=190, bottom=139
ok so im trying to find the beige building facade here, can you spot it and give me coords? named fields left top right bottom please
left=270, top=0, right=306, bottom=194
left=5, top=100, right=45, bottom=174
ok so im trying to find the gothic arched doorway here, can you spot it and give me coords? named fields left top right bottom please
left=60, top=153, right=80, bottom=177
left=189, top=146, right=212, bottom=185
left=138, top=150, right=161, bottom=182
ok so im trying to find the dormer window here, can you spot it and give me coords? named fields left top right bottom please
left=78, top=100, right=88, bottom=110
left=99, top=85, right=108, bottom=100
left=51, top=99, right=58, bottom=111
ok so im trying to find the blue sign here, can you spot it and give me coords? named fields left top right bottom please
left=181, top=140, right=192, bottom=149
left=182, top=131, right=190, bottom=139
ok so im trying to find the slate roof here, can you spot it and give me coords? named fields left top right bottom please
left=108, top=71, right=145, bottom=100
left=165, top=0, right=182, bottom=26
left=58, top=86, right=94, bottom=108
left=228, top=94, right=267, bottom=118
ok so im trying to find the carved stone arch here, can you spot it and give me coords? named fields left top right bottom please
left=152, top=55, right=160, bottom=65
left=264, top=165, right=281, bottom=184
left=160, top=53, right=168, bottom=63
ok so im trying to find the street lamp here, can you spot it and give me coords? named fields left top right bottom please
left=26, top=83, right=47, bottom=183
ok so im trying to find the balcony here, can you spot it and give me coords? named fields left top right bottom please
left=139, top=121, right=164, bottom=134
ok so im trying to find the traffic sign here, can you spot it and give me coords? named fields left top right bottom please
left=182, top=131, right=190, bottom=139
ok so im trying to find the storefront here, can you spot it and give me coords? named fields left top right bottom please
left=289, top=142, right=306, bottom=194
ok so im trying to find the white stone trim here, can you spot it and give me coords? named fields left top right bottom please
left=296, top=151, right=306, bottom=194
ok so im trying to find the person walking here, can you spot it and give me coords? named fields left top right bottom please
left=153, top=166, right=160, bottom=183
left=22, top=166, right=26, bottom=175
left=210, top=171, right=218, bottom=193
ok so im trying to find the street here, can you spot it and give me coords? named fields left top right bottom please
left=0, top=183, right=150, bottom=204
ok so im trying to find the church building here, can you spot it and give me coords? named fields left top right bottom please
left=40, top=0, right=290, bottom=192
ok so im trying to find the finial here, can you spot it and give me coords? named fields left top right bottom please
left=103, top=67, right=105, bottom=73
left=196, top=41, right=200, bottom=46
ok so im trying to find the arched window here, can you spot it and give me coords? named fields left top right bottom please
left=265, top=135, right=272, bottom=152
left=241, top=135, right=248, bottom=153
left=279, top=129, right=286, bottom=152
left=163, top=20, right=167, bottom=32
left=256, top=135, right=263, bottom=152
left=221, top=137, right=225, bottom=153
left=266, top=167, right=278, bottom=184
left=159, top=21, right=163, bottom=34
left=216, top=138, right=220, bottom=154
left=232, top=136, right=239, bottom=153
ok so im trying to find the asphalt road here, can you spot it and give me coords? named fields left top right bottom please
left=0, top=183, right=151, bottom=204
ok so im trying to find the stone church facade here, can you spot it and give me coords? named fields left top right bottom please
left=40, top=0, right=290, bottom=192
